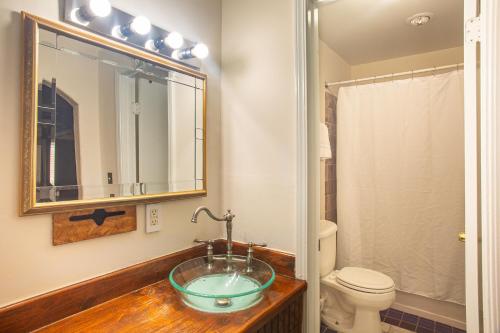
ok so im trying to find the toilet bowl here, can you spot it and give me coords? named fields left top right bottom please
left=319, top=220, right=395, bottom=333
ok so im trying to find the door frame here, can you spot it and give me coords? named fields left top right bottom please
left=294, top=0, right=321, bottom=332
left=463, top=0, right=481, bottom=331
left=296, top=0, right=500, bottom=331
left=480, top=0, right=500, bottom=331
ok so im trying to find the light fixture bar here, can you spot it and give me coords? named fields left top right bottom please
left=63, top=0, right=207, bottom=68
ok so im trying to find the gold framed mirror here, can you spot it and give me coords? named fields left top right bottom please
left=20, top=12, right=207, bottom=215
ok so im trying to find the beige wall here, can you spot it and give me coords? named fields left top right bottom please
left=351, top=46, right=464, bottom=79
left=319, top=40, right=351, bottom=118
left=0, top=0, right=222, bottom=307
left=318, top=40, right=350, bottom=220
left=220, top=0, right=297, bottom=253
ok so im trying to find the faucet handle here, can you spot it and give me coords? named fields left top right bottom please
left=247, top=242, right=267, bottom=249
left=245, top=242, right=266, bottom=273
left=194, top=239, right=214, bottom=246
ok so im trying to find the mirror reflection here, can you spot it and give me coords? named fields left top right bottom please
left=36, top=28, right=205, bottom=203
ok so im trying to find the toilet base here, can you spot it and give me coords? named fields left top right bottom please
left=322, top=309, right=383, bottom=333
left=320, top=272, right=394, bottom=333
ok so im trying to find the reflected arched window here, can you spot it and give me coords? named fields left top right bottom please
left=37, top=79, right=80, bottom=202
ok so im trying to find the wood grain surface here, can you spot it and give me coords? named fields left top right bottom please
left=52, top=205, right=136, bottom=245
left=0, top=241, right=299, bottom=333
left=35, top=275, right=306, bottom=333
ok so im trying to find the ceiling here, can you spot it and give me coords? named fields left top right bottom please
left=319, top=0, right=464, bottom=65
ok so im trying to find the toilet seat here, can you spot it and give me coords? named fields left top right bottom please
left=336, top=267, right=395, bottom=294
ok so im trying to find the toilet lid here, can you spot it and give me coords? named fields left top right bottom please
left=336, top=267, right=395, bottom=293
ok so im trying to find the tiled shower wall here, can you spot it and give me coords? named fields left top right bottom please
left=325, top=92, right=337, bottom=222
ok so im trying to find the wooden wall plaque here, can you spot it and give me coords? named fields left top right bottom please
left=53, top=206, right=137, bottom=245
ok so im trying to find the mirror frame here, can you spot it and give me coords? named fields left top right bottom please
left=20, top=12, right=207, bottom=215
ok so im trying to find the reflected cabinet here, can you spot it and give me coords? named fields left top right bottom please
left=21, top=12, right=207, bottom=215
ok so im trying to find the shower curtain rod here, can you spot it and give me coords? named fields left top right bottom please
left=325, top=63, right=464, bottom=88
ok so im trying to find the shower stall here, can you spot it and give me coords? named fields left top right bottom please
left=330, top=68, right=466, bottom=321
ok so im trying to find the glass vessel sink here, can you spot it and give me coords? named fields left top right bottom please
left=169, top=255, right=275, bottom=313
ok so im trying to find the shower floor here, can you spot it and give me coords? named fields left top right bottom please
left=320, top=308, right=466, bottom=333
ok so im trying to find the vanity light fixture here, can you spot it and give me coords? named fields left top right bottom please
left=112, top=16, right=151, bottom=40
left=172, top=43, right=209, bottom=60
left=70, top=0, right=112, bottom=26
left=64, top=0, right=208, bottom=65
left=145, top=32, right=184, bottom=52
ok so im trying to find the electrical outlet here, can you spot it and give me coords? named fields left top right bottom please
left=145, top=204, right=161, bottom=233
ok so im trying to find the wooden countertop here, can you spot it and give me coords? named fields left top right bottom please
left=35, top=274, right=306, bottom=333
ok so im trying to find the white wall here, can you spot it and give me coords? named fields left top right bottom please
left=0, top=0, right=222, bottom=307
left=351, top=46, right=464, bottom=79
left=319, top=40, right=351, bottom=116
left=169, top=78, right=197, bottom=192
left=318, top=40, right=350, bottom=219
left=220, top=0, right=297, bottom=253
left=138, top=78, right=170, bottom=191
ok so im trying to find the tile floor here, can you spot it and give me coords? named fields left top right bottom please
left=381, top=308, right=466, bottom=333
left=320, top=322, right=413, bottom=333
left=320, top=308, right=467, bottom=333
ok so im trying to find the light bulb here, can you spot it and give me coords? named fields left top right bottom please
left=88, top=0, right=111, bottom=17
left=171, top=50, right=180, bottom=60
left=165, top=32, right=184, bottom=49
left=192, top=43, right=209, bottom=59
left=144, top=39, right=157, bottom=51
left=130, top=16, right=151, bottom=35
left=70, top=8, right=90, bottom=26
left=112, top=25, right=127, bottom=40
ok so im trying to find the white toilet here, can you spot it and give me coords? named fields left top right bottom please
left=319, top=220, right=396, bottom=333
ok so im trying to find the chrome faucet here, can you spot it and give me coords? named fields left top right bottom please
left=191, top=207, right=236, bottom=271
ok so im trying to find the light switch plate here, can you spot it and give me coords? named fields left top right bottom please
left=145, top=204, right=161, bottom=233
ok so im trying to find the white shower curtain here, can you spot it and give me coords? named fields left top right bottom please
left=336, top=70, right=465, bottom=304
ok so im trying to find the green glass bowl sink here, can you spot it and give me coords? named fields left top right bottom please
left=169, top=255, right=275, bottom=313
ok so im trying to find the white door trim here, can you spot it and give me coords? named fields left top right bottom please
left=480, top=0, right=500, bottom=331
left=295, top=0, right=321, bottom=332
left=295, top=0, right=308, bottom=282
left=305, top=3, right=321, bottom=332
left=463, top=0, right=481, bottom=332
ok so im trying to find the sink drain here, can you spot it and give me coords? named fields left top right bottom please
left=214, top=298, right=232, bottom=307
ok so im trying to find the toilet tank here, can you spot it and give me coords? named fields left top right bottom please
left=319, top=220, right=337, bottom=277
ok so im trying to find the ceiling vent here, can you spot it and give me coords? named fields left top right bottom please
left=406, top=12, right=434, bottom=27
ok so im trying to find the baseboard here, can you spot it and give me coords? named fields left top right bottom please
left=392, top=295, right=466, bottom=330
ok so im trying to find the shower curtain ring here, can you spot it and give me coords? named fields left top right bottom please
left=433, top=66, right=437, bottom=76
left=411, top=70, right=414, bottom=80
